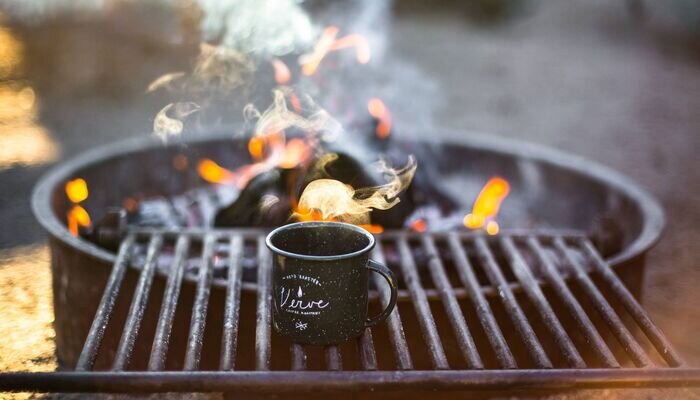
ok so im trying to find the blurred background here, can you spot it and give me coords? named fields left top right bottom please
left=1, top=0, right=699, bottom=398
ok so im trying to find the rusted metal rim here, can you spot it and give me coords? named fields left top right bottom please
left=32, top=130, right=664, bottom=291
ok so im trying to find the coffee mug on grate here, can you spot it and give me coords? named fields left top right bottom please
left=266, top=221, right=397, bottom=345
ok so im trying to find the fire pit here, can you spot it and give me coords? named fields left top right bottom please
left=29, top=127, right=666, bottom=374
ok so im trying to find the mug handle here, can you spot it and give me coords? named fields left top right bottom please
left=365, top=259, right=398, bottom=328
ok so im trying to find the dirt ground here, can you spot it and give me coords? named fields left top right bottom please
left=1, top=0, right=699, bottom=399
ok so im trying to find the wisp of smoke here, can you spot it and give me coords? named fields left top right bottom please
left=295, top=155, right=417, bottom=225
left=244, top=88, right=342, bottom=141
left=153, top=102, right=200, bottom=140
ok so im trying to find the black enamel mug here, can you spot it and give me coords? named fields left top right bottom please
left=266, top=221, right=398, bottom=345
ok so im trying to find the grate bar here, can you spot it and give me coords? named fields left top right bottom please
left=447, top=233, right=517, bottom=369
left=526, top=237, right=620, bottom=368
left=255, top=236, right=273, bottom=370
left=183, top=234, right=216, bottom=371
left=580, top=239, right=684, bottom=367
left=358, top=329, right=378, bottom=371
left=113, top=234, right=164, bottom=371
left=325, top=346, right=343, bottom=371
left=396, top=236, right=449, bottom=369
left=554, top=238, right=653, bottom=367
left=148, top=235, right=190, bottom=371
left=76, top=234, right=136, bottom=371
left=371, top=242, right=413, bottom=370
left=500, top=237, right=585, bottom=368
left=422, top=236, right=483, bottom=369
left=290, top=345, right=307, bottom=371
left=220, top=235, right=245, bottom=371
left=474, top=237, right=553, bottom=368
left=4, top=369, right=700, bottom=393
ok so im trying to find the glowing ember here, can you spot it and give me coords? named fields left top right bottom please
left=172, top=154, right=188, bottom=171
left=485, top=221, right=500, bottom=236
left=300, top=26, right=371, bottom=76
left=197, top=159, right=235, bottom=184
left=67, top=205, right=91, bottom=236
left=123, top=197, right=138, bottom=213
left=463, top=177, right=510, bottom=234
left=272, top=58, right=292, bottom=85
left=65, top=178, right=88, bottom=203
left=410, top=219, right=427, bottom=232
left=367, top=98, right=392, bottom=139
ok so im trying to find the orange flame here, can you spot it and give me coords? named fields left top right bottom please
left=367, top=98, right=392, bottom=139
left=272, top=58, right=291, bottom=85
left=293, top=207, right=385, bottom=235
left=199, top=133, right=311, bottom=187
left=463, top=177, right=510, bottom=235
left=279, top=138, right=311, bottom=169
left=197, top=159, right=235, bottom=184
left=360, top=224, right=384, bottom=234
left=65, top=178, right=91, bottom=236
left=329, top=34, right=370, bottom=64
left=67, top=205, right=91, bottom=236
left=65, top=178, right=88, bottom=203
left=300, top=26, right=371, bottom=76
left=248, top=136, right=267, bottom=162
left=288, top=92, right=302, bottom=113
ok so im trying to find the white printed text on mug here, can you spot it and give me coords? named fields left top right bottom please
left=280, top=286, right=329, bottom=316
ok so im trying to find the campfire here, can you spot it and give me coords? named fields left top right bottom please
left=64, top=25, right=513, bottom=245
left=2, top=0, right=699, bottom=398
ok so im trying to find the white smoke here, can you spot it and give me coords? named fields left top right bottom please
left=196, top=0, right=317, bottom=57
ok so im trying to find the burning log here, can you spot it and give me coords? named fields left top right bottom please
left=212, top=144, right=463, bottom=231
left=214, top=167, right=301, bottom=227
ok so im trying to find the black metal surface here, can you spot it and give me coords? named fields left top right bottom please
left=473, top=236, right=552, bottom=368
left=2, top=228, right=698, bottom=394
left=113, top=234, right=164, bottom=371
left=526, top=237, right=619, bottom=368
left=553, top=237, right=653, bottom=367
left=422, top=235, right=483, bottom=369
left=149, top=234, right=190, bottom=371
left=255, top=235, right=273, bottom=371
left=220, top=235, right=244, bottom=371
left=75, top=234, right=136, bottom=371
left=371, top=242, right=413, bottom=370
left=396, top=236, right=450, bottom=369
left=3, top=370, right=700, bottom=393
left=447, top=232, right=516, bottom=369
left=183, top=234, right=216, bottom=371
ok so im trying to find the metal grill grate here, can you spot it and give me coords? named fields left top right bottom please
left=2, top=228, right=700, bottom=394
